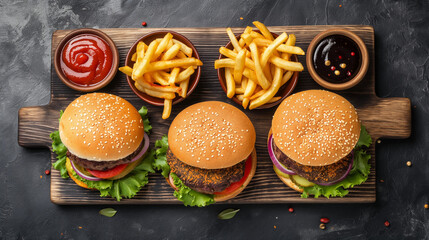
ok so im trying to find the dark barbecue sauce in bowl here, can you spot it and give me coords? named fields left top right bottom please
left=313, top=35, right=361, bottom=84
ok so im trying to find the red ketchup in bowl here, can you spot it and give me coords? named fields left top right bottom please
left=60, top=34, right=113, bottom=86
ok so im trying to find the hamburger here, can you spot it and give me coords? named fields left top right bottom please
left=165, top=101, right=257, bottom=206
left=268, top=90, right=372, bottom=198
left=50, top=93, right=153, bottom=201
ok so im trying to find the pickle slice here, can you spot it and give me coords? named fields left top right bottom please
left=273, top=165, right=290, bottom=179
left=291, top=174, right=315, bottom=187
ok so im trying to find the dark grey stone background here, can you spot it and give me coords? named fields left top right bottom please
left=1, top=0, right=428, bottom=239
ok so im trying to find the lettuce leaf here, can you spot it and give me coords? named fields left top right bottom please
left=171, top=173, right=215, bottom=207
left=50, top=107, right=155, bottom=201
left=152, top=135, right=170, bottom=178
left=301, top=125, right=372, bottom=198
left=50, top=130, right=68, bottom=178
left=138, top=106, right=152, bottom=134
left=151, top=136, right=214, bottom=206
left=357, top=125, right=372, bottom=148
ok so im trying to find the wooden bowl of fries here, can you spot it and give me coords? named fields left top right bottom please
left=122, top=30, right=202, bottom=119
left=215, top=22, right=303, bottom=110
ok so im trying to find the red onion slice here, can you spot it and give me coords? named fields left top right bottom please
left=316, top=150, right=354, bottom=186
left=128, top=133, right=150, bottom=163
left=268, top=134, right=297, bottom=175
left=70, top=159, right=103, bottom=181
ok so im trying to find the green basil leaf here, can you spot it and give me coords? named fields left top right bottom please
left=218, top=209, right=240, bottom=220
left=99, top=208, right=117, bottom=217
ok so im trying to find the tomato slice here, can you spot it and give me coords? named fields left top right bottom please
left=214, top=155, right=253, bottom=195
left=87, top=163, right=128, bottom=179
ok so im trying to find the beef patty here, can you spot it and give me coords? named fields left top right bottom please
left=67, top=143, right=143, bottom=171
left=167, top=149, right=246, bottom=194
left=272, top=139, right=353, bottom=185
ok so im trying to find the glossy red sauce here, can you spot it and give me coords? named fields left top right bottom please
left=60, top=34, right=113, bottom=86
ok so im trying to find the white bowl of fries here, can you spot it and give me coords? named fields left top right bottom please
left=120, top=31, right=202, bottom=119
left=215, top=22, right=304, bottom=110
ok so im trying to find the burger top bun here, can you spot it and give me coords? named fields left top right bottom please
left=168, top=101, right=256, bottom=169
left=59, top=93, right=144, bottom=161
left=272, top=90, right=360, bottom=166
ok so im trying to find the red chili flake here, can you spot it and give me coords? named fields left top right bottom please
left=288, top=207, right=294, bottom=213
left=141, top=21, right=147, bottom=27
left=424, top=204, right=428, bottom=209
left=347, top=71, right=351, bottom=76
left=328, top=74, right=331, bottom=76
left=338, top=55, right=342, bottom=60
left=339, top=5, right=342, bottom=7
left=380, top=179, right=384, bottom=183
left=331, top=66, right=336, bottom=71
left=351, top=52, right=355, bottom=56
left=45, top=170, right=51, bottom=175
left=384, top=221, right=390, bottom=227
left=320, top=217, right=330, bottom=224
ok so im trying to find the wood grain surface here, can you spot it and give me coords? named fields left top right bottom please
left=18, top=26, right=411, bottom=204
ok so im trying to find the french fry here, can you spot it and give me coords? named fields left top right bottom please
left=282, top=34, right=297, bottom=61
left=176, top=51, right=187, bottom=59
left=179, top=78, right=190, bottom=98
left=133, top=40, right=159, bottom=79
left=281, top=71, right=293, bottom=86
left=218, top=47, right=256, bottom=70
left=241, top=33, right=254, bottom=47
left=136, top=79, right=181, bottom=93
left=260, top=32, right=288, bottom=68
left=234, top=49, right=246, bottom=83
left=253, top=21, right=274, bottom=40
left=235, top=88, right=245, bottom=94
left=270, top=56, right=304, bottom=72
left=249, top=42, right=270, bottom=89
left=226, top=27, right=242, bottom=51
left=267, top=96, right=281, bottom=103
left=241, top=77, right=248, bottom=90
left=153, top=33, right=173, bottom=60
left=238, top=38, right=245, bottom=48
left=162, top=99, right=172, bottom=119
left=131, top=52, right=137, bottom=62
left=249, top=65, right=283, bottom=110
left=243, top=78, right=257, bottom=98
left=161, top=43, right=181, bottom=61
left=168, top=67, right=180, bottom=85
left=250, top=31, right=265, bottom=39
left=253, top=38, right=305, bottom=55
left=225, top=67, right=235, bottom=98
left=152, top=71, right=169, bottom=86
left=236, top=94, right=244, bottom=101
left=119, top=66, right=133, bottom=77
left=141, top=85, right=176, bottom=100
left=250, top=88, right=267, bottom=100
left=172, top=39, right=193, bottom=57
left=176, top=66, right=195, bottom=83
left=242, top=97, right=250, bottom=109
left=148, top=58, right=202, bottom=72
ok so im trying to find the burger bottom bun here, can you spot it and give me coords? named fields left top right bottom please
left=167, top=148, right=257, bottom=202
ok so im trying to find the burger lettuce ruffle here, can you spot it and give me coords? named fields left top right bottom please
left=152, top=135, right=216, bottom=207
left=50, top=106, right=156, bottom=201
left=301, top=125, right=372, bottom=198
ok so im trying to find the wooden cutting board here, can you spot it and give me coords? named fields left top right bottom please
left=18, top=26, right=411, bottom=204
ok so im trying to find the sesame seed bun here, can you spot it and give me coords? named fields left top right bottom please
left=272, top=90, right=360, bottom=166
left=168, top=101, right=256, bottom=169
left=59, top=93, right=144, bottom=162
